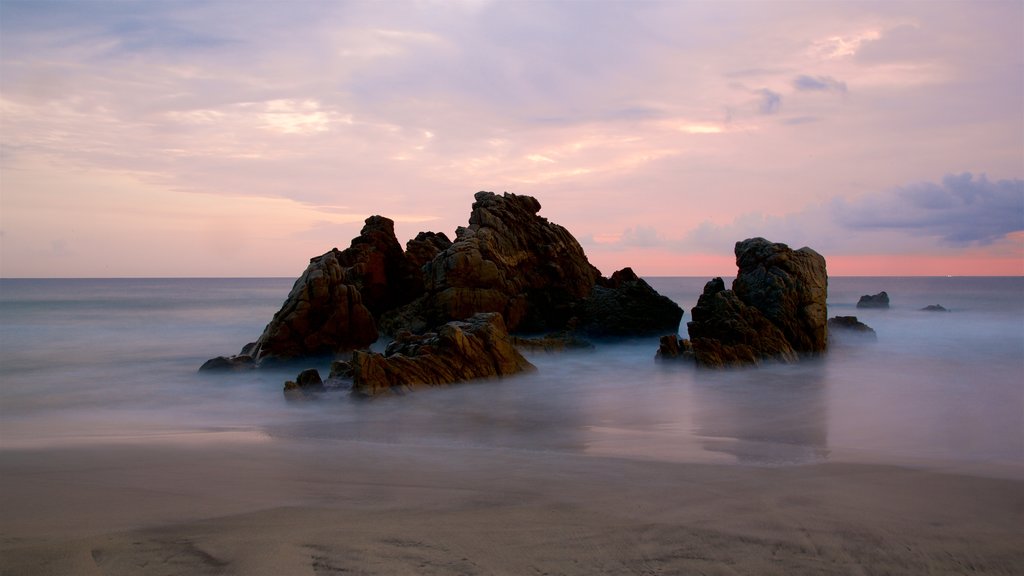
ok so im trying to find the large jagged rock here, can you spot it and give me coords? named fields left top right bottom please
left=687, top=277, right=798, bottom=367
left=349, top=313, right=536, bottom=397
left=417, top=192, right=602, bottom=332
left=732, top=237, right=828, bottom=354
left=203, top=192, right=685, bottom=373
left=581, top=267, right=684, bottom=336
left=210, top=216, right=419, bottom=365
left=681, top=238, right=827, bottom=368
left=329, top=215, right=424, bottom=317
left=246, top=252, right=379, bottom=361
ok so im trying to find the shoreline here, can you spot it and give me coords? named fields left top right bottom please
left=3, top=437, right=1022, bottom=575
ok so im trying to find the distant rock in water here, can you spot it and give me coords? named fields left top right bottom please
left=857, top=291, right=890, bottom=309
left=921, top=304, right=948, bottom=312
left=827, top=316, right=877, bottom=341
left=673, top=238, right=827, bottom=368
left=349, top=313, right=536, bottom=398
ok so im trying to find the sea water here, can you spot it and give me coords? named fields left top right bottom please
left=1, top=277, right=1021, bottom=469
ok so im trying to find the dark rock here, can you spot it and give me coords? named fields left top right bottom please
left=732, top=238, right=828, bottom=354
left=205, top=192, right=685, bottom=372
left=827, top=316, right=877, bottom=341
left=405, top=231, right=452, bottom=270
left=510, top=331, right=595, bottom=353
left=687, top=277, right=798, bottom=367
left=857, top=291, right=890, bottom=309
left=328, top=360, right=354, bottom=379
left=284, top=368, right=325, bottom=400
left=417, top=192, right=602, bottom=333
left=198, top=354, right=255, bottom=371
left=349, top=312, right=536, bottom=398
left=681, top=238, right=827, bottom=368
left=655, top=334, right=694, bottom=361
left=246, top=254, right=379, bottom=361
left=581, top=267, right=684, bottom=336
left=921, top=304, right=948, bottom=312
left=330, top=215, right=424, bottom=317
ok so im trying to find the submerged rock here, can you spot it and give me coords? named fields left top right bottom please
left=827, top=316, right=877, bottom=341
left=284, top=368, right=326, bottom=400
left=198, top=354, right=255, bottom=372
left=655, top=334, right=694, bottom=361
left=682, top=238, right=828, bottom=368
left=857, top=291, right=890, bottom=309
left=349, top=313, right=535, bottom=398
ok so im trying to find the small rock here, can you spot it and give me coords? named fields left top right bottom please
left=921, top=304, right=948, bottom=312
left=827, top=316, right=877, bottom=341
left=857, top=291, right=890, bottom=309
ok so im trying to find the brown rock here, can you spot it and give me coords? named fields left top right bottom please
left=686, top=277, right=798, bottom=367
left=420, top=192, right=601, bottom=332
left=350, top=312, right=536, bottom=397
left=732, top=237, right=828, bottom=354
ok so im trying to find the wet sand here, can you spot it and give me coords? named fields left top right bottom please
left=2, top=436, right=1022, bottom=576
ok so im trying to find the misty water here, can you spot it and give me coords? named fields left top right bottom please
left=1, top=277, right=1021, bottom=471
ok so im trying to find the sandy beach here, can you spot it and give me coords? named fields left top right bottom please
left=2, top=433, right=1022, bottom=576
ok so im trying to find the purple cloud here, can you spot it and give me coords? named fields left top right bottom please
left=835, top=173, right=1024, bottom=245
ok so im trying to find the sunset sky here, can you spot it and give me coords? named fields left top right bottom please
left=2, top=0, right=1022, bottom=278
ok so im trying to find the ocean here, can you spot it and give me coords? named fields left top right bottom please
left=1, top=276, right=1022, bottom=471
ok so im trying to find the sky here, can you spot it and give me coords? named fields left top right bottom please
left=1, top=0, right=1022, bottom=278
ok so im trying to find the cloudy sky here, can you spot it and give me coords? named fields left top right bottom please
left=2, top=0, right=1022, bottom=277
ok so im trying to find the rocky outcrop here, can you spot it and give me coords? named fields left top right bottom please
left=245, top=248, right=380, bottom=361
left=581, top=268, right=683, bottom=336
left=687, top=277, right=799, bottom=367
left=655, top=334, right=694, bottom=361
left=415, top=192, right=602, bottom=333
left=205, top=216, right=424, bottom=365
left=349, top=313, right=536, bottom=397
left=732, top=237, right=828, bottom=354
left=203, top=191, right=684, bottom=375
left=827, top=316, right=877, bottom=341
left=283, top=368, right=326, bottom=400
left=680, top=238, right=828, bottom=368
left=921, top=304, right=948, bottom=312
left=857, top=291, right=890, bottom=309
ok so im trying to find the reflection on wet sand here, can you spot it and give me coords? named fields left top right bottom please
left=691, top=362, right=829, bottom=465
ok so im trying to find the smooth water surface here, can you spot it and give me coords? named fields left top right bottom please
left=1, top=277, right=1021, bottom=469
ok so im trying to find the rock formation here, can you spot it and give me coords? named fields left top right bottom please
left=655, top=334, right=694, bottom=361
left=827, top=316, right=877, bottom=342
left=921, top=304, right=948, bottom=312
left=202, top=191, right=684, bottom=382
left=732, top=237, right=828, bottom=354
left=414, top=191, right=603, bottom=333
left=687, top=277, right=799, bottom=367
left=349, top=313, right=536, bottom=397
left=283, top=368, right=326, bottom=400
left=581, top=267, right=683, bottom=336
left=678, top=238, right=828, bottom=368
left=857, top=291, right=890, bottom=309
